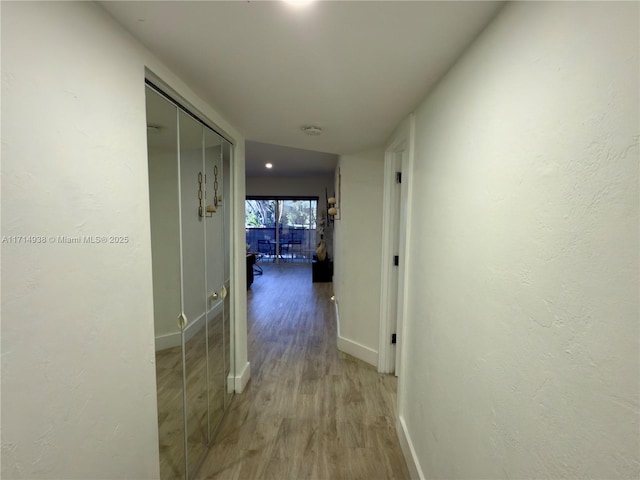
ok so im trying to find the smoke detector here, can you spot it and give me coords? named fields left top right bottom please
left=302, top=125, right=322, bottom=136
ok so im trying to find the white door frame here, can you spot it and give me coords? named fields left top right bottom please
left=378, top=116, right=415, bottom=374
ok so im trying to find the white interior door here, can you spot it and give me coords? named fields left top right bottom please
left=379, top=147, right=408, bottom=375
left=389, top=153, right=403, bottom=374
left=394, top=151, right=409, bottom=376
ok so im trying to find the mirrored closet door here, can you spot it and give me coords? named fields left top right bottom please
left=146, top=84, right=233, bottom=480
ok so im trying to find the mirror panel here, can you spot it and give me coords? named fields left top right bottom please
left=222, top=141, right=234, bottom=407
left=204, top=128, right=225, bottom=438
left=178, top=110, right=208, bottom=478
left=146, top=87, right=185, bottom=479
left=146, top=84, right=234, bottom=479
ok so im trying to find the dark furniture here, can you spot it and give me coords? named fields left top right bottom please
left=246, top=253, right=256, bottom=289
left=253, top=254, right=263, bottom=276
left=257, top=239, right=274, bottom=260
left=312, top=259, right=333, bottom=283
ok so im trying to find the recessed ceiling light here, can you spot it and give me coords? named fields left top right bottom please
left=265, top=163, right=273, bottom=169
left=302, top=125, right=322, bottom=136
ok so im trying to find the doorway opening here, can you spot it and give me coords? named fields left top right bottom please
left=246, top=196, right=319, bottom=264
left=379, top=121, right=412, bottom=377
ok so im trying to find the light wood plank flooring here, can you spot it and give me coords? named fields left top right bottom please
left=197, top=263, right=410, bottom=479
left=155, top=311, right=227, bottom=479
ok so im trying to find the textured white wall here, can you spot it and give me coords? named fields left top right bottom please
left=333, top=148, right=385, bottom=365
left=1, top=2, right=246, bottom=477
left=399, top=2, right=639, bottom=478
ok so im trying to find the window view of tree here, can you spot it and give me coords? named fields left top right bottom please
left=245, top=199, right=276, bottom=227
left=280, top=199, right=317, bottom=229
left=245, top=198, right=318, bottom=263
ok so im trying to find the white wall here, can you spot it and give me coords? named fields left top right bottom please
left=246, top=175, right=334, bottom=200
left=333, top=149, right=385, bottom=366
left=0, top=2, right=247, bottom=478
left=397, top=2, right=639, bottom=478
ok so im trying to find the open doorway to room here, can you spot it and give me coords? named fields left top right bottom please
left=246, top=197, right=319, bottom=265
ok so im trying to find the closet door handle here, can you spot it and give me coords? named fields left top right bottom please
left=177, top=313, right=187, bottom=330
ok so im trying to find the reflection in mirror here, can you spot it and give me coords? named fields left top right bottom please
left=146, top=83, right=234, bottom=479
left=178, top=110, right=209, bottom=478
left=146, top=86, right=185, bottom=479
left=204, top=128, right=225, bottom=438
left=222, top=141, right=234, bottom=407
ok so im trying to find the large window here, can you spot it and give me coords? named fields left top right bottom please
left=246, top=197, right=317, bottom=263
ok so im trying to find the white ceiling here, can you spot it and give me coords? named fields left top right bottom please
left=102, top=0, right=504, bottom=175
left=245, top=141, right=338, bottom=177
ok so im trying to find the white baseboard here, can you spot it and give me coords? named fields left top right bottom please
left=334, top=300, right=379, bottom=367
left=233, top=361, right=251, bottom=393
left=397, top=415, right=425, bottom=480
left=155, top=301, right=224, bottom=351
left=154, top=331, right=181, bottom=351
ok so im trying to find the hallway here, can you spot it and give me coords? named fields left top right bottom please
left=198, top=264, right=409, bottom=479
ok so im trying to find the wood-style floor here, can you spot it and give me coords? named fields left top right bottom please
left=155, top=309, right=228, bottom=479
left=197, top=263, right=410, bottom=479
